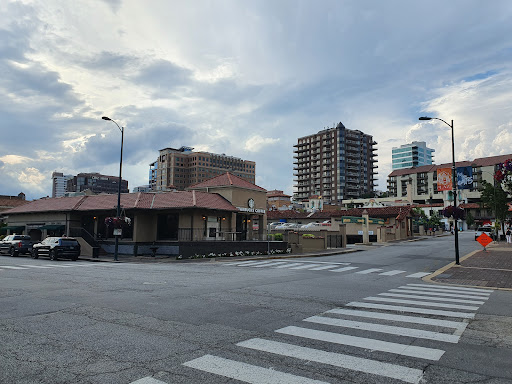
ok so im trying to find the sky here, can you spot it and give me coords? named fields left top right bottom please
left=2, top=0, right=512, bottom=200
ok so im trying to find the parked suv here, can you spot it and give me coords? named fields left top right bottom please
left=0, top=235, right=33, bottom=257
left=475, top=226, right=495, bottom=241
left=31, top=237, right=81, bottom=261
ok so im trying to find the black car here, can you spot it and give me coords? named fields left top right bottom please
left=31, top=237, right=81, bottom=261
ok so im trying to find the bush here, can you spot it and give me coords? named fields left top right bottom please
left=274, top=233, right=283, bottom=241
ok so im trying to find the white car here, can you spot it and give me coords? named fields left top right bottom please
left=475, top=226, right=495, bottom=241
left=274, top=223, right=300, bottom=230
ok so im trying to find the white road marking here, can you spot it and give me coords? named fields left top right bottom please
left=308, top=265, right=340, bottom=271
left=356, top=268, right=383, bottom=274
left=237, top=338, right=424, bottom=384
left=389, top=288, right=489, bottom=300
left=183, top=354, right=328, bottom=384
left=222, top=260, right=269, bottom=266
left=397, top=285, right=491, bottom=297
left=330, top=266, right=359, bottom=273
left=251, top=261, right=289, bottom=268
left=378, top=292, right=486, bottom=305
left=379, top=270, right=406, bottom=276
left=289, top=264, right=323, bottom=270
left=326, top=308, right=469, bottom=330
left=241, top=261, right=277, bottom=267
left=0, top=265, right=28, bottom=270
left=406, top=283, right=493, bottom=294
left=43, top=264, right=76, bottom=268
left=275, top=326, right=445, bottom=361
left=304, top=316, right=460, bottom=343
left=364, top=296, right=479, bottom=311
left=130, top=377, right=168, bottom=384
left=406, top=272, right=431, bottom=278
left=272, top=263, right=304, bottom=269
left=346, top=302, right=475, bottom=319
left=19, top=265, right=54, bottom=269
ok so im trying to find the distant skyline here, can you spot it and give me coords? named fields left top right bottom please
left=2, top=1, right=512, bottom=200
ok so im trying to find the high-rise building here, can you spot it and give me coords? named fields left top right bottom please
left=51, top=172, right=73, bottom=198
left=293, top=122, right=378, bottom=204
left=392, top=141, right=435, bottom=170
left=66, top=173, right=129, bottom=195
left=151, top=146, right=256, bottom=191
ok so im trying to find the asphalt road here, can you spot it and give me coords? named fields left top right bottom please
left=1, top=232, right=511, bottom=384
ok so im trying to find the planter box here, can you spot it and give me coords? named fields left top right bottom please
left=301, top=237, right=326, bottom=252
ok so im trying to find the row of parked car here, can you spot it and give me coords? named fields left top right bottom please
left=0, top=235, right=81, bottom=261
left=268, top=221, right=331, bottom=230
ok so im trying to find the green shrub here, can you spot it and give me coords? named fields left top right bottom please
left=302, top=234, right=315, bottom=238
left=274, top=233, right=284, bottom=241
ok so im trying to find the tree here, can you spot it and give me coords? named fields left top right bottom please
left=427, top=211, right=442, bottom=229
left=479, top=180, right=509, bottom=235
left=466, top=211, right=475, bottom=229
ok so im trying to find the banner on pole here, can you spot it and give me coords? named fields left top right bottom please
left=457, top=166, right=473, bottom=189
left=437, top=168, right=453, bottom=191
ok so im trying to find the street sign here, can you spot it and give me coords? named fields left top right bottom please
left=477, top=233, right=493, bottom=248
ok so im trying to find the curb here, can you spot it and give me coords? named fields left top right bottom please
left=422, top=246, right=512, bottom=291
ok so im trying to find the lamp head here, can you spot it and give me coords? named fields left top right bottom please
left=102, top=116, right=111, bottom=121
left=419, top=117, right=432, bottom=121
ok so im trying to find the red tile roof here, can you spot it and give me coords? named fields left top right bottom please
left=267, top=206, right=416, bottom=220
left=3, top=191, right=237, bottom=214
left=188, top=172, right=266, bottom=192
left=0, top=196, right=30, bottom=212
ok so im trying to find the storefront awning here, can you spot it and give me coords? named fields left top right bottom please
left=0, top=225, right=25, bottom=232
left=38, top=224, right=65, bottom=230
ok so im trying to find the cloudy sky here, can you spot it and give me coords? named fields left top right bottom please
left=2, top=0, right=512, bottom=200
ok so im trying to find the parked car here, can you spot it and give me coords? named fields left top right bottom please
left=0, top=234, right=33, bottom=257
left=274, top=223, right=300, bottom=230
left=31, top=237, right=81, bottom=261
left=475, top=226, right=495, bottom=241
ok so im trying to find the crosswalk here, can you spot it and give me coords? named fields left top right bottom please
left=220, top=259, right=431, bottom=278
left=172, top=282, right=493, bottom=384
left=0, top=262, right=100, bottom=272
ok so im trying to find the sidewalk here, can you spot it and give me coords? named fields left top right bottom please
left=426, top=241, right=512, bottom=290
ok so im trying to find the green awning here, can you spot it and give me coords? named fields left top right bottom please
left=0, top=225, right=25, bottom=232
left=38, top=225, right=65, bottom=230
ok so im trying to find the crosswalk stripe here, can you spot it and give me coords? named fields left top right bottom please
left=0, top=265, right=28, bottom=270
left=19, top=265, right=54, bottom=269
left=303, top=316, right=460, bottom=343
left=364, top=296, right=479, bottom=311
left=356, top=268, right=383, bottom=274
left=289, top=264, right=323, bottom=270
left=330, top=266, right=359, bottom=273
left=272, top=263, right=304, bottom=269
left=43, top=264, right=76, bottom=268
left=378, top=293, right=486, bottom=305
left=406, top=272, right=431, bottom=278
left=183, top=354, right=328, bottom=384
left=406, top=283, right=492, bottom=294
left=397, top=285, right=491, bottom=297
left=346, top=302, right=475, bottom=318
left=237, top=338, right=424, bottom=384
left=251, top=261, right=289, bottom=268
left=379, top=270, right=406, bottom=276
left=275, top=326, right=445, bottom=360
left=241, top=261, right=276, bottom=267
left=326, top=308, right=468, bottom=330
left=222, top=260, right=263, bottom=266
left=130, top=377, right=168, bottom=384
left=390, top=288, right=489, bottom=300
left=308, top=265, right=340, bottom=271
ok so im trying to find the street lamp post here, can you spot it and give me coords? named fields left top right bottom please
left=102, top=116, right=124, bottom=262
left=419, top=116, right=460, bottom=264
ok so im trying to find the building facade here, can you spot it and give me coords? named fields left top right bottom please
left=293, top=122, right=378, bottom=204
left=150, top=146, right=256, bottom=191
left=392, top=141, right=435, bottom=170
left=51, top=172, right=73, bottom=198
left=266, top=190, right=292, bottom=211
left=67, top=173, right=129, bottom=195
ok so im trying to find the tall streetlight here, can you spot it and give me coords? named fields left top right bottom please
left=102, top=116, right=124, bottom=262
left=419, top=116, right=460, bottom=264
